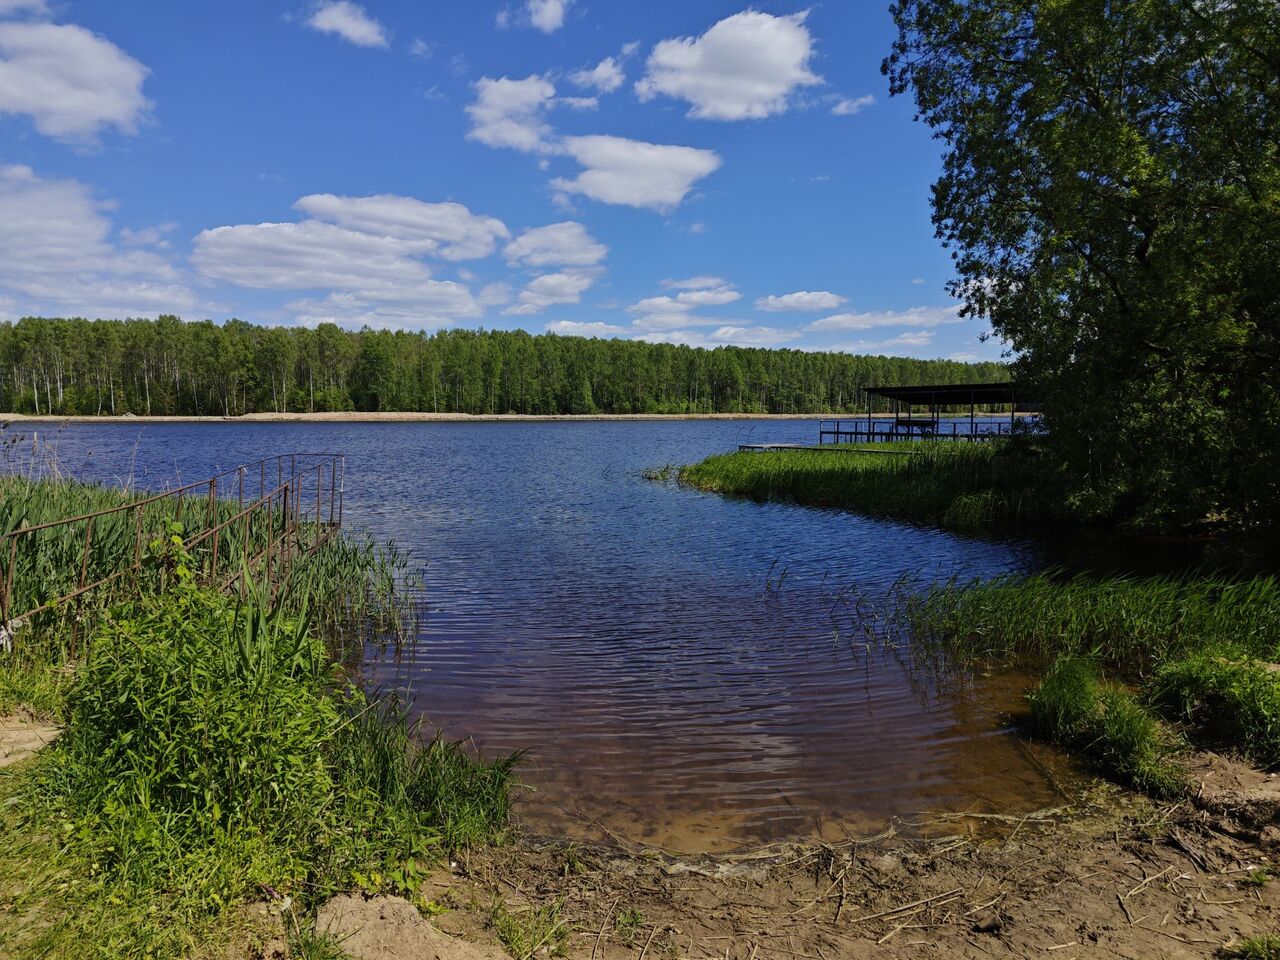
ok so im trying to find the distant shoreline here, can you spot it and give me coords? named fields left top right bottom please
left=1, top=411, right=1037, bottom=425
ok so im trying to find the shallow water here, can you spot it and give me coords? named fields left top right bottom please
left=13, top=419, right=1184, bottom=851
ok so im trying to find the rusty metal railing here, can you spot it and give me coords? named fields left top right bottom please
left=1, top=453, right=345, bottom=638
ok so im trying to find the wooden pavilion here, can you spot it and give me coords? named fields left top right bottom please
left=819, top=382, right=1038, bottom=444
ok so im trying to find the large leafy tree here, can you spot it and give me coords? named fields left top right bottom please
left=885, top=0, right=1280, bottom=533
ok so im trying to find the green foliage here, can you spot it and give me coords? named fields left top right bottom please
left=1153, top=653, right=1280, bottom=769
left=898, top=572, right=1280, bottom=674
left=490, top=900, right=569, bottom=960
left=1220, top=935, right=1280, bottom=960
left=0, top=316, right=1006, bottom=417
left=1, top=563, right=516, bottom=956
left=677, top=441, right=1047, bottom=530
left=0, top=655, right=68, bottom=719
left=614, top=908, right=644, bottom=946
left=1028, top=658, right=1186, bottom=799
left=885, top=2, right=1280, bottom=535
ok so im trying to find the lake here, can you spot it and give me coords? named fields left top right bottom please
left=11, top=418, right=1164, bottom=851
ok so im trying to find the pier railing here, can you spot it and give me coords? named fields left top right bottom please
left=1, top=453, right=344, bottom=644
left=818, top=419, right=1018, bottom=444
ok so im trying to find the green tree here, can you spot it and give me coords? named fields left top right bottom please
left=885, top=0, right=1280, bottom=533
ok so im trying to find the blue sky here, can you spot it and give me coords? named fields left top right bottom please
left=0, top=0, right=1000, bottom=361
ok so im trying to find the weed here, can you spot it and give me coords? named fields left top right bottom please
left=896, top=572, right=1280, bottom=675
left=615, top=907, right=644, bottom=946
left=560, top=842, right=587, bottom=877
left=1219, top=935, right=1280, bottom=959
left=1244, top=868, right=1274, bottom=888
left=1028, top=658, right=1186, bottom=798
left=490, top=899, right=569, bottom=960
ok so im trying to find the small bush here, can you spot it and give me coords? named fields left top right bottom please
left=1029, top=658, right=1185, bottom=798
left=1153, top=652, right=1280, bottom=768
left=8, top=572, right=517, bottom=956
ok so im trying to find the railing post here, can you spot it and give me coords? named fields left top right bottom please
left=79, top=516, right=95, bottom=589
left=328, top=458, right=336, bottom=526
left=2, top=537, right=16, bottom=626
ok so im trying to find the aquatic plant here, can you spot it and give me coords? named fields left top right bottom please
left=1028, top=658, right=1186, bottom=798
left=675, top=440, right=1049, bottom=530
left=896, top=572, right=1280, bottom=675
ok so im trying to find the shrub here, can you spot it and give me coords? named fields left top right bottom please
left=1029, top=658, right=1185, bottom=798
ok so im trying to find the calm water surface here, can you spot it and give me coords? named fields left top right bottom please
left=24, top=419, right=1119, bottom=850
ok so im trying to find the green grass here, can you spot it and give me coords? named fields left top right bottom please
left=1028, top=658, right=1186, bottom=798
left=895, top=572, right=1280, bottom=675
left=490, top=900, right=569, bottom=960
left=897, top=572, right=1280, bottom=791
left=614, top=908, right=644, bottom=946
left=0, top=477, right=518, bottom=958
left=675, top=441, right=1049, bottom=530
left=1220, top=935, right=1280, bottom=959
left=1153, top=652, right=1280, bottom=769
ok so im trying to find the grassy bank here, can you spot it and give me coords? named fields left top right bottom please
left=0, top=479, right=519, bottom=957
left=675, top=441, right=1050, bottom=530
left=893, top=572, right=1280, bottom=792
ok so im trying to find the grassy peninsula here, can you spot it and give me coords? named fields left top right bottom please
left=675, top=441, right=1050, bottom=531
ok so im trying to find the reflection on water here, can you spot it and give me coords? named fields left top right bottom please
left=23, top=419, right=1177, bottom=852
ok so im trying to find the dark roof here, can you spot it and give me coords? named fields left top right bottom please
left=862, top=382, right=1035, bottom=406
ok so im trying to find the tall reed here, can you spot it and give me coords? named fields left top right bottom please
left=676, top=441, right=1051, bottom=529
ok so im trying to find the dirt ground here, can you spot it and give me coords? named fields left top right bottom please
left=0, top=715, right=58, bottom=769
left=297, top=752, right=1279, bottom=960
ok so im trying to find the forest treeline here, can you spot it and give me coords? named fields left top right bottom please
left=0, top=316, right=1005, bottom=417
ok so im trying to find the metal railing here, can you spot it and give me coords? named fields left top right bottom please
left=818, top=419, right=1020, bottom=444
left=1, top=453, right=344, bottom=637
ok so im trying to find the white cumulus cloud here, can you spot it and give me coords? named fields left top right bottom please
left=294, top=193, right=509, bottom=260
left=831, top=94, right=875, bottom=116
left=0, top=165, right=195, bottom=317
left=636, top=11, right=820, bottom=121
left=806, top=305, right=963, bottom=332
left=0, top=0, right=47, bottom=14
left=552, top=135, right=721, bottom=212
left=662, top=275, right=727, bottom=290
left=465, top=74, right=558, bottom=153
left=503, top=270, right=598, bottom=315
left=637, top=325, right=798, bottom=347
left=546, top=320, right=627, bottom=337
left=192, top=220, right=436, bottom=290
left=190, top=190, right=525, bottom=329
left=571, top=56, right=624, bottom=94
left=305, top=1, right=388, bottom=48
left=505, top=221, right=607, bottom=268
left=0, top=22, right=150, bottom=142
left=756, top=290, right=847, bottom=312
left=527, top=0, right=572, bottom=33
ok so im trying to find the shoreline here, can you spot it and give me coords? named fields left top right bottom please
left=1, top=410, right=1038, bottom=425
